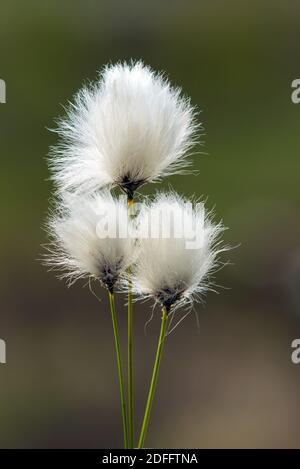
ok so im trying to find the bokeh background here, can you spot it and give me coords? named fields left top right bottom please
left=1, top=0, right=300, bottom=449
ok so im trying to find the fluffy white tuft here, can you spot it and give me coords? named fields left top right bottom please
left=130, top=192, right=227, bottom=311
left=44, top=190, right=136, bottom=290
left=49, top=61, right=198, bottom=198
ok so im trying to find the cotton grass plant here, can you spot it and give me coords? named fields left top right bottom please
left=45, top=61, right=228, bottom=448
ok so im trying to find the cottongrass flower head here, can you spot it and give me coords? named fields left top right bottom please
left=49, top=61, right=198, bottom=199
left=45, top=190, right=136, bottom=292
left=131, top=192, right=227, bottom=313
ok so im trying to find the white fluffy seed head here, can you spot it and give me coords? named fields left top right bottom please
left=44, top=190, right=136, bottom=291
left=131, top=192, right=227, bottom=311
left=49, top=61, right=199, bottom=198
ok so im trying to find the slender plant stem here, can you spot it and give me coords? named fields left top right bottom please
left=127, top=271, right=134, bottom=448
left=127, top=196, right=134, bottom=448
left=108, top=291, right=129, bottom=448
left=137, top=307, right=169, bottom=449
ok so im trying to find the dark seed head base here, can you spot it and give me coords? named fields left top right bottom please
left=156, top=286, right=184, bottom=314
left=118, top=174, right=146, bottom=200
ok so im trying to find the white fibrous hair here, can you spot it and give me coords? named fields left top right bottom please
left=49, top=61, right=198, bottom=198
left=131, top=192, right=227, bottom=311
left=45, top=191, right=136, bottom=291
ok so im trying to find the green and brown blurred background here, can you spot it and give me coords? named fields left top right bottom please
left=1, top=0, right=300, bottom=448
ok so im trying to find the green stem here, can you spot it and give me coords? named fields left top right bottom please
left=137, top=307, right=169, bottom=449
left=128, top=270, right=134, bottom=448
left=127, top=196, right=134, bottom=448
left=108, top=291, right=129, bottom=448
